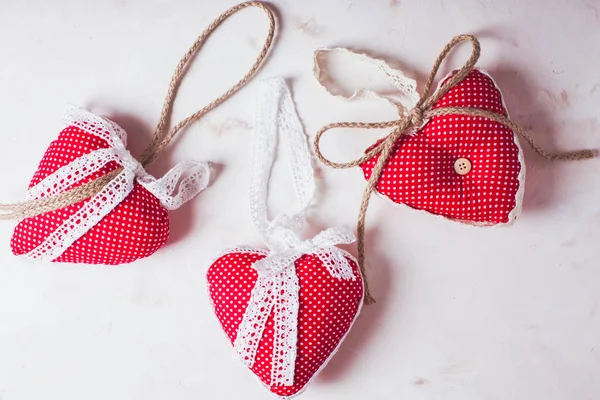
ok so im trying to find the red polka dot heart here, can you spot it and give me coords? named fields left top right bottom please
left=208, top=248, right=363, bottom=398
left=11, top=107, right=209, bottom=264
left=206, top=79, right=365, bottom=398
left=2, top=1, right=277, bottom=264
left=313, top=34, right=592, bottom=291
left=360, top=69, right=524, bottom=225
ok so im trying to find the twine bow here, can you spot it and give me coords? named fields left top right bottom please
left=313, top=34, right=596, bottom=304
left=0, top=1, right=275, bottom=221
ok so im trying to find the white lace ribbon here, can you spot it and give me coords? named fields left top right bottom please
left=313, top=47, right=420, bottom=121
left=23, top=105, right=210, bottom=261
left=232, top=78, right=358, bottom=386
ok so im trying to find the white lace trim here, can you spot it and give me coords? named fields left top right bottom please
left=137, top=160, right=210, bottom=211
left=250, top=79, right=316, bottom=239
left=23, top=105, right=210, bottom=261
left=63, top=105, right=128, bottom=147
left=230, top=78, right=359, bottom=388
left=25, top=149, right=121, bottom=201
left=25, top=169, right=135, bottom=260
left=313, top=47, right=420, bottom=117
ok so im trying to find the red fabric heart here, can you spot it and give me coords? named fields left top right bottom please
left=10, top=125, right=169, bottom=264
left=207, top=250, right=363, bottom=398
left=360, top=69, right=524, bottom=225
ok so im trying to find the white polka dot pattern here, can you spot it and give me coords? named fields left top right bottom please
left=360, top=69, right=523, bottom=224
left=207, top=250, right=363, bottom=398
left=11, top=126, right=170, bottom=264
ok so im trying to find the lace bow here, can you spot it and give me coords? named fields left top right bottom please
left=231, top=78, right=359, bottom=387
left=234, top=218, right=356, bottom=386
left=23, top=106, right=209, bottom=261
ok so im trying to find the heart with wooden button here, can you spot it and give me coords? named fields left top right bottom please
left=360, top=68, right=524, bottom=225
left=314, top=34, right=593, bottom=302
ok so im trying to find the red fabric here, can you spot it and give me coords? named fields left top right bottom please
left=11, top=125, right=169, bottom=264
left=360, top=69, right=523, bottom=224
left=207, top=250, right=363, bottom=398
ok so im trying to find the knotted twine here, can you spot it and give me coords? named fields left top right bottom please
left=313, top=34, right=595, bottom=304
left=0, top=1, right=275, bottom=220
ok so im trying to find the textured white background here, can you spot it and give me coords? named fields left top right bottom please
left=0, top=0, right=599, bottom=399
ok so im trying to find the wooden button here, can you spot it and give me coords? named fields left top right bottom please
left=453, top=157, right=472, bottom=175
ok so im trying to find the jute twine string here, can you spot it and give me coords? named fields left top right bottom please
left=314, top=34, right=595, bottom=304
left=0, top=1, right=275, bottom=221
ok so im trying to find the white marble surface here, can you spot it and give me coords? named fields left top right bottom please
left=0, top=0, right=599, bottom=399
